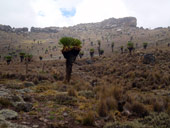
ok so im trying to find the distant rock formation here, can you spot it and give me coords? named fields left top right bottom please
left=100, top=17, right=137, bottom=29
left=69, top=17, right=137, bottom=31
left=0, top=24, right=12, bottom=32
left=0, top=24, right=28, bottom=33
left=0, top=17, right=137, bottom=33
left=14, top=27, right=28, bottom=33
left=30, top=27, right=60, bottom=33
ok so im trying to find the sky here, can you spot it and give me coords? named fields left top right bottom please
left=0, top=0, right=170, bottom=29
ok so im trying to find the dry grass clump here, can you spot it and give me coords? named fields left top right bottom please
left=97, top=85, right=125, bottom=117
left=0, top=97, right=13, bottom=108
left=82, top=111, right=95, bottom=126
left=98, top=99, right=108, bottom=117
left=35, top=85, right=50, bottom=93
left=105, top=97, right=117, bottom=110
left=167, top=104, right=170, bottom=115
left=67, top=88, right=77, bottom=97
left=130, top=102, right=149, bottom=117
left=153, top=101, right=164, bottom=112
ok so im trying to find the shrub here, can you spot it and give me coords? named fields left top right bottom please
left=127, top=41, right=134, bottom=55
left=19, top=52, right=26, bottom=62
left=90, top=48, right=94, bottom=58
left=5, top=56, right=12, bottom=65
left=79, top=51, right=84, bottom=58
left=99, top=49, right=104, bottom=56
left=39, top=56, right=43, bottom=61
left=143, top=42, right=148, bottom=49
left=25, top=54, right=33, bottom=62
left=120, top=46, right=124, bottom=53
left=111, top=42, right=114, bottom=52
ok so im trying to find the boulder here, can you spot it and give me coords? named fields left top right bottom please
left=15, top=102, right=33, bottom=112
left=143, top=54, right=156, bottom=64
left=0, top=109, right=18, bottom=120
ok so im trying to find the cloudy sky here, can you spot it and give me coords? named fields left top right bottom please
left=0, top=0, right=170, bottom=29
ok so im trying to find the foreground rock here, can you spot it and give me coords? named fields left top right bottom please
left=0, top=109, right=18, bottom=120
left=143, top=54, right=156, bottom=64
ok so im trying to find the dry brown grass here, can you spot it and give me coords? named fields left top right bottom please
left=131, top=102, right=149, bottom=117
left=82, top=111, right=95, bottom=126
left=67, top=88, right=77, bottom=97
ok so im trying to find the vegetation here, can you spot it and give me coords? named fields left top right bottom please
left=111, top=42, right=114, bottom=52
left=91, top=41, right=93, bottom=46
left=99, top=49, right=104, bottom=56
left=90, top=48, right=94, bottom=58
left=143, top=42, right=148, bottom=49
left=5, top=56, right=12, bottom=65
left=19, top=52, right=26, bottom=62
left=59, top=37, right=82, bottom=82
left=25, top=54, right=33, bottom=62
left=127, top=41, right=134, bottom=55
left=39, top=56, right=43, bottom=61
left=120, top=46, right=124, bottom=54
left=82, top=111, right=95, bottom=126
left=79, top=51, right=84, bottom=58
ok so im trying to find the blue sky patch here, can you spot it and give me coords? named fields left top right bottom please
left=60, top=8, right=76, bottom=17
left=38, top=11, right=45, bottom=17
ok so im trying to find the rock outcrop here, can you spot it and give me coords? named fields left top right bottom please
left=0, top=25, right=28, bottom=33
left=30, top=27, right=60, bottom=33
left=69, top=17, right=137, bottom=31
left=0, top=17, right=137, bottom=33
left=13, top=27, right=28, bottom=33
left=100, top=17, right=137, bottom=28
left=0, top=24, right=12, bottom=32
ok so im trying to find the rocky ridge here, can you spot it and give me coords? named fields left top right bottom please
left=0, top=17, right=137, bottom=33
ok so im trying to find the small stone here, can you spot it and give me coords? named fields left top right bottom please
left=23, top=82, right=35, bottom=87
left=33, top=125, right=39, bottom=128
left=143, top=54, right=155, bottom=64
left=63, top=112, right=68, bottom=117
left=22, top=122, right=30, bottom=125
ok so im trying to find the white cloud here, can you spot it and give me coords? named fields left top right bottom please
left=122, top=0, right=170, bottom=28
left=0, top=0, right=170, bottom=28
left=72, top=0, right=128, bottom=24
